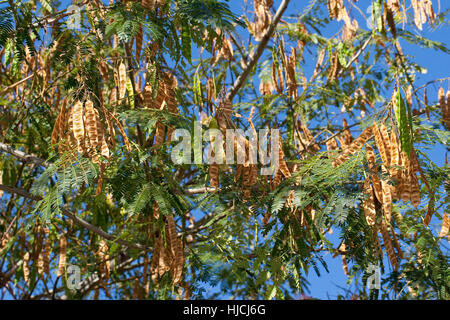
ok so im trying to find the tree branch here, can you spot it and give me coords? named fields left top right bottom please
left=0, top=142, right=47, bottom=167
left=0, top=184, right=152, bottom=253
left=225, top=0, right=290, bottom=102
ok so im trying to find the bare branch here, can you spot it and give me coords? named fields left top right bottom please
left=0, top=142, right=47, bottom=167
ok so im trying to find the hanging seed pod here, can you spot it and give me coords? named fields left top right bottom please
left=325, top=136, right=338, bottom=156
left=411, top=0, right=423, bottom=30
left=253, top=0, right=272, bottom=41
left=379, top=124, right=391, bottom=165
left=57, top=235, right=67, bottom=277
left=150, top=233, right=161, bottom=283
left=278, top=139, right=291, bottom=178
left=391, top=229, right=403, bottom=260
left=142, top=0, right=156, bottom=11
left=444, top=90, right=450, bottom=130
left=272, top=61, right=283, bottom=94
left=118, top=62, right=127, bottom=100
left=439, top=213, right=449, bottom=238
left=342, top=118, right=353, bottom=146
left=381, top=179, right=392, bottom=224
left=166, top=215, right=184, bottom=285
left=363, top=179, right=377, bottom=226
left=72, top=100, right=85, bottom=153
left=209, top=162, right=219, bottom=188
left=389, top=131, right=401, bottom=199
left=37, top=250, right=45, bottom=276
left=384, top=2, right=397, bottom=37
left=378, top=220, right=398, bottom=270
left=43, top=227, right=51, bottom=275
left=51, top=107, right=64, bottom=146
left=23, top=252, right=30, bottom=284
left=438, top=88, right=450, bottom=129
left=409, top=171, right=421, bottom=209
left=312, top=48, right=326, bottom=80
left=136, top=25, right=143, bottom=62
left=366, top=144, right=383, bottom=204
left=387, top=0, right=400, bottom=15
left=400, top=152, right=412, bottom=203
left=423, top=87, right=430, bottom=120
left=84, top=100, right=98, bottom=153
left=423, top=0, right=435, bottom=24
left=372, top=122, right=390, bottom=166
left=332, top=126, right=373, bottom=167
left=110, top=113, right=131, bottom=152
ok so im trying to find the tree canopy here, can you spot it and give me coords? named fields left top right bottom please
left=0, top=0, right=449, bottom=300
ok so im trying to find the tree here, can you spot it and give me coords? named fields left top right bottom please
left=0, top=0, right=448, bottom=300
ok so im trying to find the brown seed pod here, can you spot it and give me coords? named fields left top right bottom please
left=209, top=162, right=219, bottom=188
left=438, top=88, right=450, bottom=130
left=410, top=172, right=421, bottom=209
left=110, top=113, right=131, bottom=152
left=384, top=2, right=397, bottom=37
left=363, top=180, right=377, bottom=226
left=271, top=169, right=282, bottom=190
left=312, top=48, right=326, bottom=80
left=136, top=25, right=143, bottom=62
left=372, top=122, right=389, bottom=167
left=399, top=152, right=412, bottom=203
left=423, top=0, right=435, bottom=24
left=253, top=0, right=272, bottom=41
left=118, top=62, right=127, bottom=100
left=325, top=136, right=338, bottom=156
left=166, top=215, right=184, bottom=285
left=51, top=107, right=64, bottom=146
left=387, top=0, right=400, bottom=15
left=423, top=87, right=430, bottom=120
left=379, top=124, right=391, bottom=165
left=332, top=126, right=373, bottom=167
left=366, top=144, right=383, bottom=204
left=142, top=0, right=156, bottom=11
left=378, top=219, right=398, bottom=270
left=381, top=179, right=392, bottom=224
left=389, top=131, right=401, bottom=199
left=439, top=213, right=449, bottom=238
left=342, top=118, right=353, bottom=146
left=272, top=61, right=282, bottom=94
left=278, top=139, right=291, bottom=178
left=411, top=0, right=423, bottom=30
left=157, top=241, right=172, bottom=279
left=57, top=235, right=67, bottom=277
left=84, top=100, right=98, bottom=153
left=445, top=90, right=450, bottom=129
left=285, top=47, right=298, bottom=100
left=23, top=252, right=31, bottom=284
left=37, top=251, right=45, bottom=276
left=43, top=227, right=51, bottom=275
left=72, top=100, right=85, bottom=153
left=98, top=240, right=110, bottom=283
left=391, top=229, right=404, bottom=260
left=150, top=233, right=161, bottom=283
